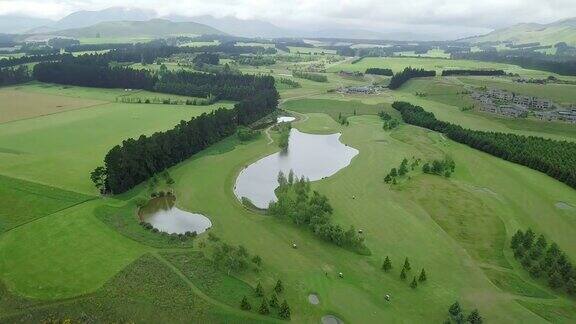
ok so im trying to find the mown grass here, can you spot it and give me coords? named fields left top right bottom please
left=0, top=200, right=148, bottom=299
left=0, top=175, right=93, bottom=233
left=481, top=268, right=554, bottom=299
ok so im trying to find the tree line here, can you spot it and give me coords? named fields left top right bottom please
left=452, top=50, right=576, bottom=76
left=68, top=68, right=278, bottom=194
left=511, top=228, right=576, bottom=295
left=365, top=67, right=393, bottom=76
left=388, top=67, right=436, bottom=89
left=441, top=69, right=505, bottom=76
left=292, top=70, right=328, bottom=82
left=0, top=65, right=32, bottom=87
left=392, top=101, right=576, bottom=189
left=268, top=171, right=368, bottom=254
left=0, top=53, right=72, bottom=68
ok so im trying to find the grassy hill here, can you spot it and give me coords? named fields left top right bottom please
left=463, top=18, right=576, bottom=46
left=44, top=19, right=225, bottom=40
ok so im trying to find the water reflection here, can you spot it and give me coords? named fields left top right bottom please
left=139, top=196, right=212, bottom=234
left=234, top=129, right=358, bottom=209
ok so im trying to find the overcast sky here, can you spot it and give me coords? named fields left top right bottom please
left=1, top=0, right=576, bottom=38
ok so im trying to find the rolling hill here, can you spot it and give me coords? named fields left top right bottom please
left=463, top=17, right=576, bottom=45
left=43, top=19, right=226, bottom=40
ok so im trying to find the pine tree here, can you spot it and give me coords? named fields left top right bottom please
left=279, top=300, right=291, bottom=319
left=274, top=279, right=284, bottom=294
left=240, top=296, right=251, bottom=310
left=567, top=278, right=576, bottom=296
left=403, top=257, right=411, bottom=271
left=529, top=264, right=541, bottom=278
left=259, top=298, right=270, bottom=315
left=382, top=256, right=392, bottom=272
left=400, top=267, right=407, bottom=280
left=548, top=271, right=563, bottom=289
left=269, top=294, right=279, bottom=308
left=418, top=268, right=427, bottom=282
left=467, top=309, right=482, bottom=324
left=410, top=276, right=418, bottom=289
left=255, top=282, right=264, bottom=297
left=448, top=301, right=461, bottom=317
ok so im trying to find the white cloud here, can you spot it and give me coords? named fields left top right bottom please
left=0, top=0, right=575, bottom=37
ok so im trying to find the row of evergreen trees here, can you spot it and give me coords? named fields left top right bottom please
left=511, top=229, right=576, bottom=295
left=388, top=67, right=436, bottom=89
left=392, top=101, right=576, bottom=189
left=441, top=69, right=505, bottom=76
left=268, top=171, right=368, bottom=254
left=365, top=67, right=393, bottom=76
left=0, top=65, right=31, bottom=87
left=33, top=62, right=157, bottom=90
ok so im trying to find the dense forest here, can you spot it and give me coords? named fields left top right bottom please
left=0, top=65, right=32, bottom=87
left=392, top=101, right=576, bottom=189
left=389, top=67, right=436, bottom=89
left=441, top=69, right=505, bottom=76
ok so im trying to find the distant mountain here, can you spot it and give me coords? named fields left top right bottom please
left=43, top=19, right=225, bottom=40
left=166, top=15, right=291, bottom=38
left=49, top=7, right=156, bottom=31
left=0, top=15, right=54, bottom=34
left=462, top=17, right=576, bottom=45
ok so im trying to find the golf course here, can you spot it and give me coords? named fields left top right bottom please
left=1, top=39, right=576, bottom=324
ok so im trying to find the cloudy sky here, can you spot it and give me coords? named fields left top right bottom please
left=1, top=0, right=576, bottom=38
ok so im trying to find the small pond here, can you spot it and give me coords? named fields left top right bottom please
left=277, top=116, right=296, bottom=123
left=234, top=128, right=358, bottom=209
left=139, top=196, right=212, bottom=234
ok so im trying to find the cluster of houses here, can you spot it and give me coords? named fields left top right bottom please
left=471, top=88, right=576, bottom=123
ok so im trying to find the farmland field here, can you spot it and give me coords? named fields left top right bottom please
left=1, top=52, right=576, bottom=324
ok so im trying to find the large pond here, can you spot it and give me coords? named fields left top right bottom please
left=139, top=196, right=212, bottom=234
left=234, top=128, right=358, bottom=209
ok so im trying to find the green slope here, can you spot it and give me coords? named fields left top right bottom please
left=47, top=19, right=226, bottom=40
left=464, top=18, right=576, bottom=46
